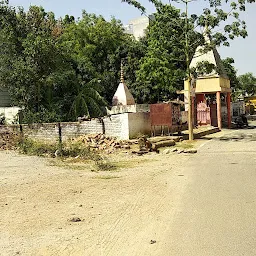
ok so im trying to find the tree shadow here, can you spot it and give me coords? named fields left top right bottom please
left=217, top=126, right=256, bottom=142
left=198, top=124, right=256, bottom=142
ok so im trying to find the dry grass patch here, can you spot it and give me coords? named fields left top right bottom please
left=93, top=175, right=120, bottom=180
left=175, top=141, right=195, bottom=150
left=113, top=157, right=157, bottom=169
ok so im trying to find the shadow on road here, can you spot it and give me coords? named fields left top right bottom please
left=199, top=123, right=256, bottom=142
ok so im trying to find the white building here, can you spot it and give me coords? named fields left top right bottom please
left=124, top=15, right=154, bottom=40
left=0, top=87, right=20, bottom=124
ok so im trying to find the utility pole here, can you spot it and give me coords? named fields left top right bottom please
left=185, top=0, right=194, bottom=141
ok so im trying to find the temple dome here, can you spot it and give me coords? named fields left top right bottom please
left=189, top=33, right=228, bottom=79
left=112, top=82, right=135, bottom=106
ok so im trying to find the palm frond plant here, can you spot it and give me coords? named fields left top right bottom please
left=69, top=78, right=107, bottom=120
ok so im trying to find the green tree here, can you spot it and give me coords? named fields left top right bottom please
left=0, top=3, right=109, bottom=122
left=122, top=0, right=254, bottom=47
left=238, top=72, right=256, bottom=96
left=133, top=4, right=201, bottom=103
left=122, top=0, right=255, bottom=140
left=60, top=11, right=131, bottom=104
left=222, top=57, right=241, bottom=100
left=222, top=57, right=239, bottom=88
left=0, top=3, right=71, bottom=122
left=122, top=0, right=254, bottom=76
left=69, top=79, right=107, bottom=120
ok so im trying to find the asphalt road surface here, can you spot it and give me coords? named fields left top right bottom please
left=157, top=123, right=256, bottom=255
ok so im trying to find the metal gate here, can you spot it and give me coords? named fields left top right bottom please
left=210, top=103, right=218, bottom=127
left=197, top=102, right=211, bottom=125
left=150, top=103, right=181, bottom=135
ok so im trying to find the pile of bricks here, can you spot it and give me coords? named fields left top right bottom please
left=0, top=129, right=18, bottom=150
left=71, top=133, right=133, bottom=153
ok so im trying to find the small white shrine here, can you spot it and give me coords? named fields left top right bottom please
left=104, top=62, right=150, bottom=139
left=112, top=63, right=135, bottom=106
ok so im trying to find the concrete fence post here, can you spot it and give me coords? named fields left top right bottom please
left=58, top=122, right=63, bottom=155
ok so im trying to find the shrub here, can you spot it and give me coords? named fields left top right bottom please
left=17, top=138, right=115, bottom=171
left=62, top=141, right=90, bottom=158
left=18, top=138, right=57, bottom=156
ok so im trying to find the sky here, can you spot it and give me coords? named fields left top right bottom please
left=8, top=0, right=256, bottom=75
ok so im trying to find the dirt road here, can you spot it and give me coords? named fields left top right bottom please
left=1, top=125, right=256, bottom=256
left=0, top=145, right=192, bottom=256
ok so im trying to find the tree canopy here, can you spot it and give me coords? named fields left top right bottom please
left=222, top=57, right=239, bottom=88
left=0, top=2, right=140, bottom=122
left=0, top=0, right=255, bottom=124
left=133, top=4, right=202, bottom=103
left=221, top=58, right=256, bottom=98
left=122, top=0, right=255, bottom=73
left=237, top=73, right=256, bottom=96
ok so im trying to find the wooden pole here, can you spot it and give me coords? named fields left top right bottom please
left=58, top=122, right=62, bottom=155
left=185, top=0, right=193, bottom=141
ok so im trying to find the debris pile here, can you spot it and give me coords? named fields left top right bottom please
left=132, top=136, right=181, bottom=155
left=70, top=133, right=133, bottom=153
left=163, top=148, right=197, bottom=154
left=0, top=129, right=18, bottom=150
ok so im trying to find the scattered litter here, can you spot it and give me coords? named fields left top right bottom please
left=163, top=149, right=171, bottom=154
left=132, top=150, right=149, bottom=156
left=183, top=149, right=197, bottom=154
left=69, top=217, right=82, bottom=222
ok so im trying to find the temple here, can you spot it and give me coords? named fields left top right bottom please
left=183, top=32, right=232, bottom=129
left=112, top=62, right=135, bottom=106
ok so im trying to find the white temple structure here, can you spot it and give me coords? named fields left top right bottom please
left=189, top=33, right=228, bottom=79
left=112, top=63, right=135, bottom=106
left=183, top=31, right=231, bottom=129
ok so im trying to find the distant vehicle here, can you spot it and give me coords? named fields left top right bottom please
left=245, top=96, right=256, bottom=115
left=232, top=114, right=248, bottom=128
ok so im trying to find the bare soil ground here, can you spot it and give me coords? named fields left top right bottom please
left=2, top=124, right=256, bottom=256
left=0, top=143, right=196, bottom=256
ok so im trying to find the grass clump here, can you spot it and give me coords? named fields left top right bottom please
left=62, top=140, right=116, bottom=171
left=17, top=137, right=116, bottom=171
left=176, top=141, right=195, bottom=150
left=62, top=141, right=90, bottom=158
left=18, top=138, right=57, bottom=156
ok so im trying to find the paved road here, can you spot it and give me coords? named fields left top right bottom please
left=158, top=124, right=256, bottom=255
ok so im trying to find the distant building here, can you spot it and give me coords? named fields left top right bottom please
left=244, top=96, right=256, bottom=115
left=0, top=87, right=20, bottom=124
left=182, top=32, right=232, bottom=129
left=124, top=15, right=154, bottom=40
